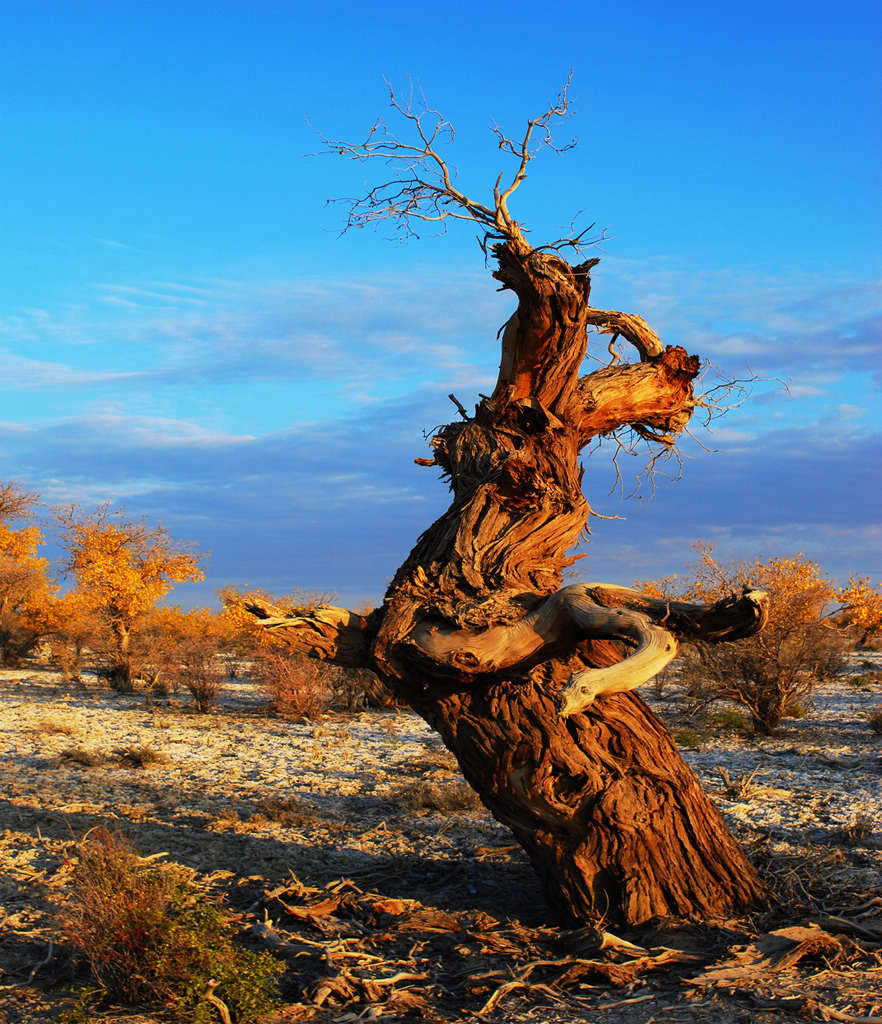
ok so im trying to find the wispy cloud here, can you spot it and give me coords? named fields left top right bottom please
left=4, top=260, right=878, bottom=605
left=0, top=349, right=145, bottom=389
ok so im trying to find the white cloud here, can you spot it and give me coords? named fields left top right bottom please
left=0, top=349, right=144, bottom=389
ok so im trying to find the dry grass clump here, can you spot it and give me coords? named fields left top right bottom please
left=410, top=750, right=459, bottom=774
left=391, top=780, right=482, bottom=814
left=113, top=744, right=170, bottom=768
left=59, top=830, right=282, bottom=1021
left=249, top=795, right=319, bottom=828
left=836, top=813, right=874, bottom=846
left=716, top=765, right=765, bottom=800
left=253, top=650, right=333, bottom=720
left=865, top=707, right=882, bottom=734
left=53, top=746, right=108, bottom=767
left=32, top=715, right=80, bottom=737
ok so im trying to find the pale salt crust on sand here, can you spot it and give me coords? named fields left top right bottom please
left=0, top=655, right=880, bottom=1024
left=1, top=656, right=880, bottom=889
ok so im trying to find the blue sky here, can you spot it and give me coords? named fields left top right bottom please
left=1, top=0, right=879, bottom=608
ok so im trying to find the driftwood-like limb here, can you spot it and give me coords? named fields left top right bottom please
left=403, top=583, right=766, bottom=716
left=554, top=602, right=678, bottom=716
left=246, top=600, right=379, bottom=668
left=584, top=309, right=664, bottom=361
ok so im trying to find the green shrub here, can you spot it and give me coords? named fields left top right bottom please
left=707, top=708, right=751, bottom=732
left=673, top=727, right=705, bottom=749
left=851, top=671, right=882, bottom=689
left=60, top=831, right=281, bottom=1021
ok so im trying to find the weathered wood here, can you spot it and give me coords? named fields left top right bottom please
left=249, top=88, right=770, bottom=924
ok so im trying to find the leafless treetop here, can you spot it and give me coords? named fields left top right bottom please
left=317, top=73, right=605, bottom=254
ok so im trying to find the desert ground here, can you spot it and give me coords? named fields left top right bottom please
left=1, top=656, right=880, bottom=1024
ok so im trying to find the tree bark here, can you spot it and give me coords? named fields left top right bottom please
left=248, top=237, right=768, bottom=927
left=110, top=619, right=134, bottom=692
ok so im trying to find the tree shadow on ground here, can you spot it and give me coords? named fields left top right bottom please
left=0, top=791, right=547, bottom=928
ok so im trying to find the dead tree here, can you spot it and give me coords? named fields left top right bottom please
left=246, top=80, right=769, bottom=927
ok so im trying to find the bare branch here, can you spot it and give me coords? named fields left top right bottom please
left=316, top=73, right=596, bottom=254
left=0, top=482, right=39, bottom=524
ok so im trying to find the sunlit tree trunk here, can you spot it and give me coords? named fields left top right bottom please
left=246, top=235, right=767, bottom=925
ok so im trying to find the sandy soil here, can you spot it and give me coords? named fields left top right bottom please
left=0, top=657, right=880, bottom=1023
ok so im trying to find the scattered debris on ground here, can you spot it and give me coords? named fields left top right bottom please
left=1, top=656, right=880, bottom=1022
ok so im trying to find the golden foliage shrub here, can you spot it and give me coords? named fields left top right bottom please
left=641, top=546, right=848, bottom=734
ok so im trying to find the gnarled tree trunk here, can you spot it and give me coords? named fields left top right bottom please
left=247, top=232, right=768, bottom=927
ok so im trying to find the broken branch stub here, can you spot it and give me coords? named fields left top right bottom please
left=246, top=600, right=379, bottom=668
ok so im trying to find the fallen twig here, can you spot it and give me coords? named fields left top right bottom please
left=203, top=979, right=232, bottom=1024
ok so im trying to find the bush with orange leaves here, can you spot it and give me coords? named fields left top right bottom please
left=39, top=590, right=105, bottom=684
left=134, top=606, right=234, bottom=711
left=640, top=545, right=847, bottom=734
left=836, top=576, right=882, bottom=647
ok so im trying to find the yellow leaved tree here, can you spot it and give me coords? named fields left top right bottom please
left=0, top=482, right=54, bottom=665
left=56, top=505, right=204, bottom=690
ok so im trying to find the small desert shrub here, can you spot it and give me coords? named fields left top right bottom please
left=391, top=780, right=482, bottom=814
left=867, top=708, right=882, bottom=735
left=175, top=659, right=225, bottom=713
left=55, top=646, right=86, bottom=685
left=55, top=746, right=108, bottom=767
left=60, top=831, right=282, bottom=1021
left=254, top=650, right=333, bottom=719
